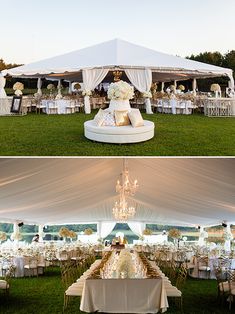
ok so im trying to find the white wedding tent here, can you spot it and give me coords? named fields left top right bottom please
left=0, top=158, right=234, bottom=227
left=1, top=39, right=234, bottom=113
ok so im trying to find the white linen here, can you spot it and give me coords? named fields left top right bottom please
left=41, top=99, right=74, bottom=114
left=0, top=76, right=7, bottom=98
left=82, top=68, right=109, bottom=114
left=80, top=278, right=168, bottom=313
left=125, top=68, right=153, bottom=114
left=0, top=98, right=11, bottom=115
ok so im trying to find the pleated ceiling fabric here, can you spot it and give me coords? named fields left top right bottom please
left=0, top=158, right=234, bottom=226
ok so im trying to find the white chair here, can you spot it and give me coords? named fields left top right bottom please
left=24, top=257, right=38, bottom=277
left=162, top=100, right=172, bottom=114
left=75, top=99, right=84, bottom=112
left=47, top=101, right=58, bottom=114
left=206, top=100, right=217, bottom=116
left=0, top=264, right=15, bottom=295
left=58, top=251, right=69, bottom=262
left=153, top=99, right=162, bottom=113
left=66, top=100, right=75, bottom=114
left=36, top=102, right=47, bottom=114
left=197, top=256, right=210, bottom=279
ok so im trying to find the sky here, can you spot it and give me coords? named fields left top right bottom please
left=1, top=0, right=234, bottom=64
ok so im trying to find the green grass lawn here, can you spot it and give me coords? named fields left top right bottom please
left=0, top=112, right=234, bottom=156
left=0, top=267, right=232, bottom=314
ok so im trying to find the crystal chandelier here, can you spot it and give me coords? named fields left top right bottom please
left=112, top=159, right=138, bottom=221
left=115, top=159, right=138, bottom=196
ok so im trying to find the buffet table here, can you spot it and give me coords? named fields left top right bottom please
left=80, top=277, right=168, bottom=313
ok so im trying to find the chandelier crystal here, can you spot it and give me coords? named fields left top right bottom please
left=115, top=159, right=138, bottom=196
left=112, top=159, right=138, bottom=221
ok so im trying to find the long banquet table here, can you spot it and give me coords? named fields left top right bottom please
left=80, top=277, right=168, bottom=313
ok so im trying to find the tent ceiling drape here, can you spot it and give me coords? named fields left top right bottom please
left=2, top=39, right=233, bottom=84
left=0, top=158, right=234, bottom=227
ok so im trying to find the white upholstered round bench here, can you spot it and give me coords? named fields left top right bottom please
left=84, top=120, right=155, bottom=144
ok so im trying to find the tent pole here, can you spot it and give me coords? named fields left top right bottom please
left=161, top=82, right=165, bottom=92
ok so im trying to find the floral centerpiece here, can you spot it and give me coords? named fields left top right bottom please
left=84, top=228, right=93, bottom=235
left=47, top=83, right=55, bottom=91
left=74, top=83, right=81, bottom=91
left=142, top=91, right=152, bottom=98
left=108, top=80, right=134, bottom=101
left=59, top=227, right=70, bottom=239
left=82, top=89, right=92, bottom=97
left=178, top=85, right=185, bottom=91
left=0, top=231, right=7, bottom=242
left=169, top=85, right=176, bottom=93
left=68, top=230, right=77, bottom=239
left=117, top=249, right=135, bottom=278
left=143, top=228, right=153, bottom=235
left=13, top=82, right=24, bottom=96
left=210, top=84, right=221, bottom=92
left=168, top=228, right=181, bottom=239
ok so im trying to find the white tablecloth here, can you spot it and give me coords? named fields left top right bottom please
left=80, top=277, right=168, bottom=313
left=41, top=99, right=74, bottom=114
left=0, top=98, right=12, bottom=115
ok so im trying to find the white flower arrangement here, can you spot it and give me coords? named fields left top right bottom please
left=107, top=80, right=134, bottom=101
left=178, top=85, right=185, bottom=91
left=82, top=89, right=92, bottom=97
left=13, top=82, right=24, bottom=91
left=0, top=231, right=7, bottom=241
left=13, top=82, right=24, bottom=96
left=47, top=84, right=55, bottom=91
left=169, top=85, right=176, bottom=92
left=15, top=90, right=23, bottom=96
left=210, top=84, right=221, bottom=92
left=10, top=232, right=22, bottom=241
left=142, top=91, right=152, bottom=98
left=117, top=250, right=135, bottom=278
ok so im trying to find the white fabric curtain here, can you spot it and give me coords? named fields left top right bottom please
left=38, top=224, right=44, bottom=242
left=0, top=76, right=7, bottom=98
left=57, top=80, right=62, bottom=98
left=228, top=72, right=235, bottom=90
left=192, top=79, right=197, bottom=96
left=37, top=78, right=42, bottom=96
left=68, top=81, right=72, bottom=94
left=125, top=68, right=153, bottom=114
left=224, top=224, right=232, bottom=252
left=128, top=222, right=146, bottom=237
left=98, top=222, right=116, bottom=239
left=82, top=68, right=109, bottom=114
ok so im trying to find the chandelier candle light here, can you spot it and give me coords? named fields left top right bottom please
left=113, top=159, right=138, bottom=221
